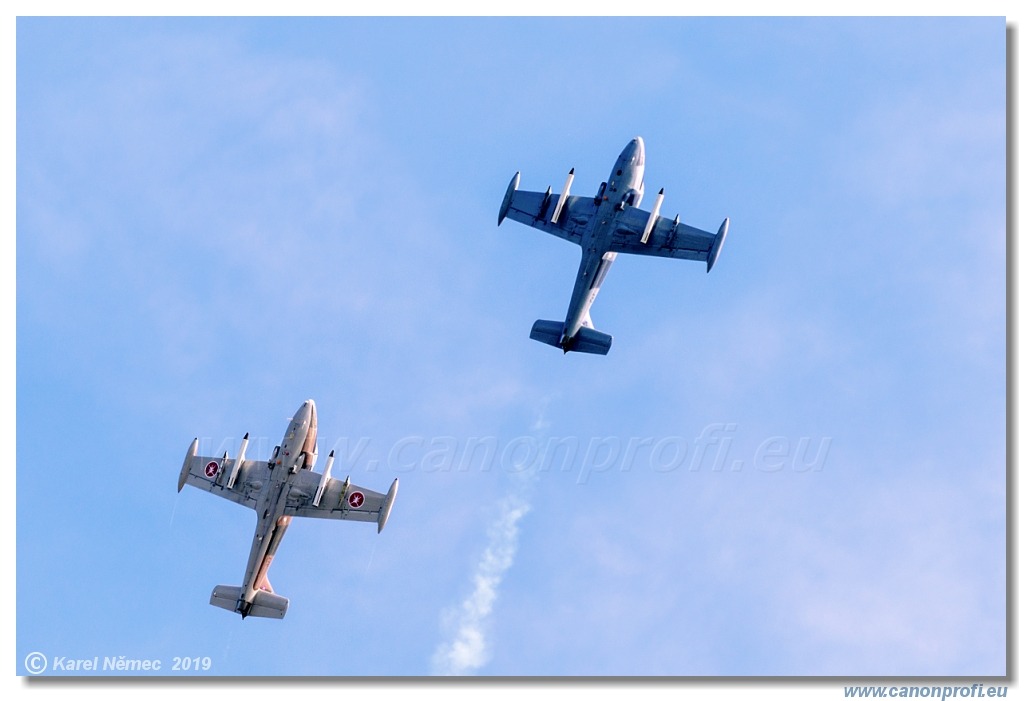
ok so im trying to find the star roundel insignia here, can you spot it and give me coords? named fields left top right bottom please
left=348, top=491, right=365, bottom=508
left=204, top=461, right=219, bottom=478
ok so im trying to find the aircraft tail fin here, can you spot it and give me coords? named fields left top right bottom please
left=529, top=319, right=612, bottom=355
left=210, top=585, right=289, bottom=620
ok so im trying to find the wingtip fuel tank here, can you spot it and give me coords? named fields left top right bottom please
left=377, top=478, right=399, bottom=534
left=498, top=171, right=520, bottom=225
left=179, top=437, right=199, bottom=492
left=706, top=217, right=730, bottom=273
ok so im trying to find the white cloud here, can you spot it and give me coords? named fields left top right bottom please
left=431, top=485, right=531, bottom=675
left=506, top=459, right=1004, bottom=676
left=429, top=396, right=557, bottom=676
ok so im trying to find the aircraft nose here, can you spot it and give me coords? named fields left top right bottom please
left=296, top=399, right=316, bottom=423
left=632, top=136, right=645, bottom=164
left=621, top=136, right=645, bottom=165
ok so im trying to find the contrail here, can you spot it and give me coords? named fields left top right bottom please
left=431, top=399, right=551, bottom=676
left=431, top=488, right=531, bottom=675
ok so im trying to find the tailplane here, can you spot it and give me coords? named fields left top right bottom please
left=529, top=320, right=564, bottom=348
left=572, top=327, right=613, bottom=355
left=210, top=585, right=289, bottom=620
left=529, top=320, right=613, bottom=355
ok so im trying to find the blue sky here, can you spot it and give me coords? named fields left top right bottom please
left=13, top=15, right=1006, bottom=683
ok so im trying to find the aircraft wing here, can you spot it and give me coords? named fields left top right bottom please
left=177, top=448, right=270, bottom=511
left=608, top=207, right=730, bottom=272
left=283, top=469, right=399, bottom=533
left=501, top=190, right=597, bottom=245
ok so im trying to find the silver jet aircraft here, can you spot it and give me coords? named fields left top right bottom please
left=177, top=399, right=398, bottom=619
left=498, top=136, right=729, bottom=355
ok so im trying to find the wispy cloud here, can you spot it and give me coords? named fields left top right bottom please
left=430, top=488, right=530, bottom=675
left=430, top=398, right=550, bottom=675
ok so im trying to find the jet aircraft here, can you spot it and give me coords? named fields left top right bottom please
left=177, top=399, right=398, bottom=619
left=498, top=136, right=729, bottom=355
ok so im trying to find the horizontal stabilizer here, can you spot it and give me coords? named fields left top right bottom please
left=210, top=585, right=243, bottom=613
left=572, top=327, right=613, bottom=355
left=530, top=319, right=564, bottom=348
left=210, top=585, right=289, bottom=619
left=250, top=590, right=289, bottom=619
left=530, top=320, right=612, bottom=355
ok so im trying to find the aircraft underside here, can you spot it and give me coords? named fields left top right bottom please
left=497, top=136, right=728, bottom=355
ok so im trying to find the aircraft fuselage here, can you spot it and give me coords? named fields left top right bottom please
left=562, top=137, right=646, bottom=344
left=237, top=399, right=318, bottom=617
